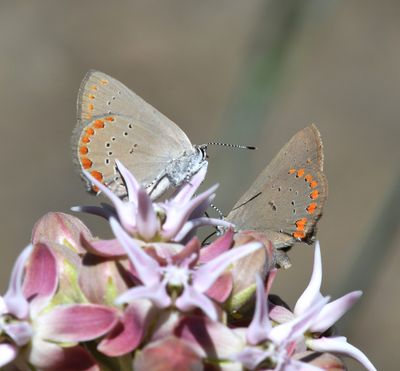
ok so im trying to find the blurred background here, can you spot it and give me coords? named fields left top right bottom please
left=1, top=0, right=399, bottom=369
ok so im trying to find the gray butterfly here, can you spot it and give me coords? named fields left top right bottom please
left=72, top=70, right=207, bottom=199
left=225, top=125, right=328, bottom=267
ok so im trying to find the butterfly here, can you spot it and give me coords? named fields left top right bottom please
left=225, top=125, right=328, bottom=268
left=72, top=70, right=208, bottom=200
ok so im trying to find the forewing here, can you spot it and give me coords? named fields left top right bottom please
left=73, top=70, right=194, bottom=194
left=226, top=125, right=327, bottom=248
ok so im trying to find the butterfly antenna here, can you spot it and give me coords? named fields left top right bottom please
left=210, top=203, right=224, bottom=219
left=207, top=142, right=257, bottom=150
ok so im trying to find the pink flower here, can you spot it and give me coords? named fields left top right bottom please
left=269, top=242, right=377, bottom=371
left=0, top=243, right=118, bottom=370
left=111, top=218, right=262, bottom=321
left=73, top=160, right=231, bottom=242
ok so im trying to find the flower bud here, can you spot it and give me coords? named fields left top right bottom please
left=32, top=212, right=92, bottom=254
left=225, top=230, right=274, bottom=322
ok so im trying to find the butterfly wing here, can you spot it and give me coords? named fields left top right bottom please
left=72, top=70, right=194, bottom=195
left=226, top=125, right=327, bottom=249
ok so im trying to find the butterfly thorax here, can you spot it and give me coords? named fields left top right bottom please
left=164, top=145, right=207, bottom=187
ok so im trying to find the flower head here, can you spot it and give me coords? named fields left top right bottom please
left=111, top=218, right=262, bottom=321
left=73, top=160, right=231, bottom=242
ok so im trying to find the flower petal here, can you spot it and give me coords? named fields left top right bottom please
left=192, top=241, right=262, bottom=293
left=3, top=245, right=33, bottom=319
left=137, top=188, right=158, bottom=240
left=98, top=300, right=153, bottom=356
left=205, top=271, right=233, bottom=303
left=310, top=291, right=362, bottom=333
left=294, top=241, right=323, bottom=316
left=116, top=284, right=171, bottom=309
left=110, top=218, right=160, bottom=286
left=81, top=236, right=126, bottom=257
left=176, top=316, right=245, bottom=359
left=23, top=243, right=58, bottom=315
left=79, top=255, right=129, bottom=305
left=134, top=336, right=202, bottom=371
left=31, top=212, right=91, bottom=254
left=176, top=285, right=218, bottom=320
left=230, top=347, right=271, bottom=371
left=247, top=274, right=272, bottom=345
left=115, top=159, right=140, bottom=202
left=269, top=304, right=295, bottom=324
left=37, top=304, right=118, bottom=343
left=307, top=336, right=377, bottom=371
left=0, top=343, right=17, bottom=367
left=83, top=171, right=137, bottom=232
left=172, top=165, right=207, bottom=205
left=29, top=338, right=99, bottom=371
left=2, top=321, right=33, bottom=346
left=269, top=296, right=329, bottom=345
left=293, top=351, right=346, bottom=370
left=199, top=228, right=234, bottom=263
left=174, top=217, right=232, bottom=242
left=162, top=184, right=218, bottom=240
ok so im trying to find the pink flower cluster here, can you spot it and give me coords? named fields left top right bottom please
left=0, top=162, right=376, bottom=371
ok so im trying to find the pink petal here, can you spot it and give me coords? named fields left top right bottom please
left=2, top=321, right=32, bottom=346
left=269, top=296, right=329, bottom=345
left=79, top=256, right=129, bottom=305
left=29, top=338, right=99, bottom=371
left=199, top=228, right=234, bottom=263
left=206, top=271, right=233, bottom=303
left=3, top=245, right=33, bottom=319
left=110, top=218, right=160, bottom=286
left=23, top=243, right=58, bottom=313
left=307, top=337, right=377, bottom=371
left=162, top=184, right=218, bottom=240
left=115, top=159, right=140, bottom=202
left=83, top=171, right=137, bottom=233
left=176, top=285, right=218, bottom=320
left=284, top=359, right=325, bottom=371
left=31, top=212, right=92, bottom=254
left=98, top=300, right=153, bottom=356
left=293, top=351, right=346, bottom=370
left=176, top=316, right=244, bottom=359
left=294, top=242, right=323, bottom=316
left=134, top=336, right=202, bottom=371
left=116, top=283, right=171, bottom=309
left=137, top=188, right=158, bottom=240
left=269, top=304, right=295, bottom=324
left=172, top=165, right=207, bottom=205
left=171, top=238, right=200, bottom=265
left=81, top=236, right=126, bottom=257
left=0, top=343, right=17, bottom=367
left=193, top=241, right=262, bottom=293
left=37, top=304, right=118, bottom=342
left=310, top=291, right=362, bottom=333
left=247, top=275, right=272, bottom=345
left=174, top=216, right=232, bottom=242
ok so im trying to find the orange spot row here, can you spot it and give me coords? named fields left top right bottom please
left=297, top=169, right=305, bottom=178
left=307, top=202, right=318, bottom=214
left=91, top=170, right=103, bottom=182
left=80, top=146, right=88, bottom=155
left=105, top=116, right=115, bottom=122
left=293, top=218, right=307, bottom=239
left=310, top=180, right=318, bottom=189
left=81, top=158, right=92, bottom=169
left=91, top=85, right=98, bottom=91
left=310, top=190, right=319, bottom=200
left=100, top=79, right=109, bottom=85
left=305, top=174, right=313, bottom=183
left=93, top=119, right=105, bottom=128
left=88, top=94, right=95, bottom=100
left=289, top=169, right=296, bottom=175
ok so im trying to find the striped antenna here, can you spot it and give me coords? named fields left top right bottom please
left=207, top=142, right=256, bottom=150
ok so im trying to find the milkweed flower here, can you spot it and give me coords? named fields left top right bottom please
left=2, top=160, right=376, bottom=370
left=73, top=160, right=231, bottom=242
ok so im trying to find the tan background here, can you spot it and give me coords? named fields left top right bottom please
left=1, top=1, right=399, bottom=370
